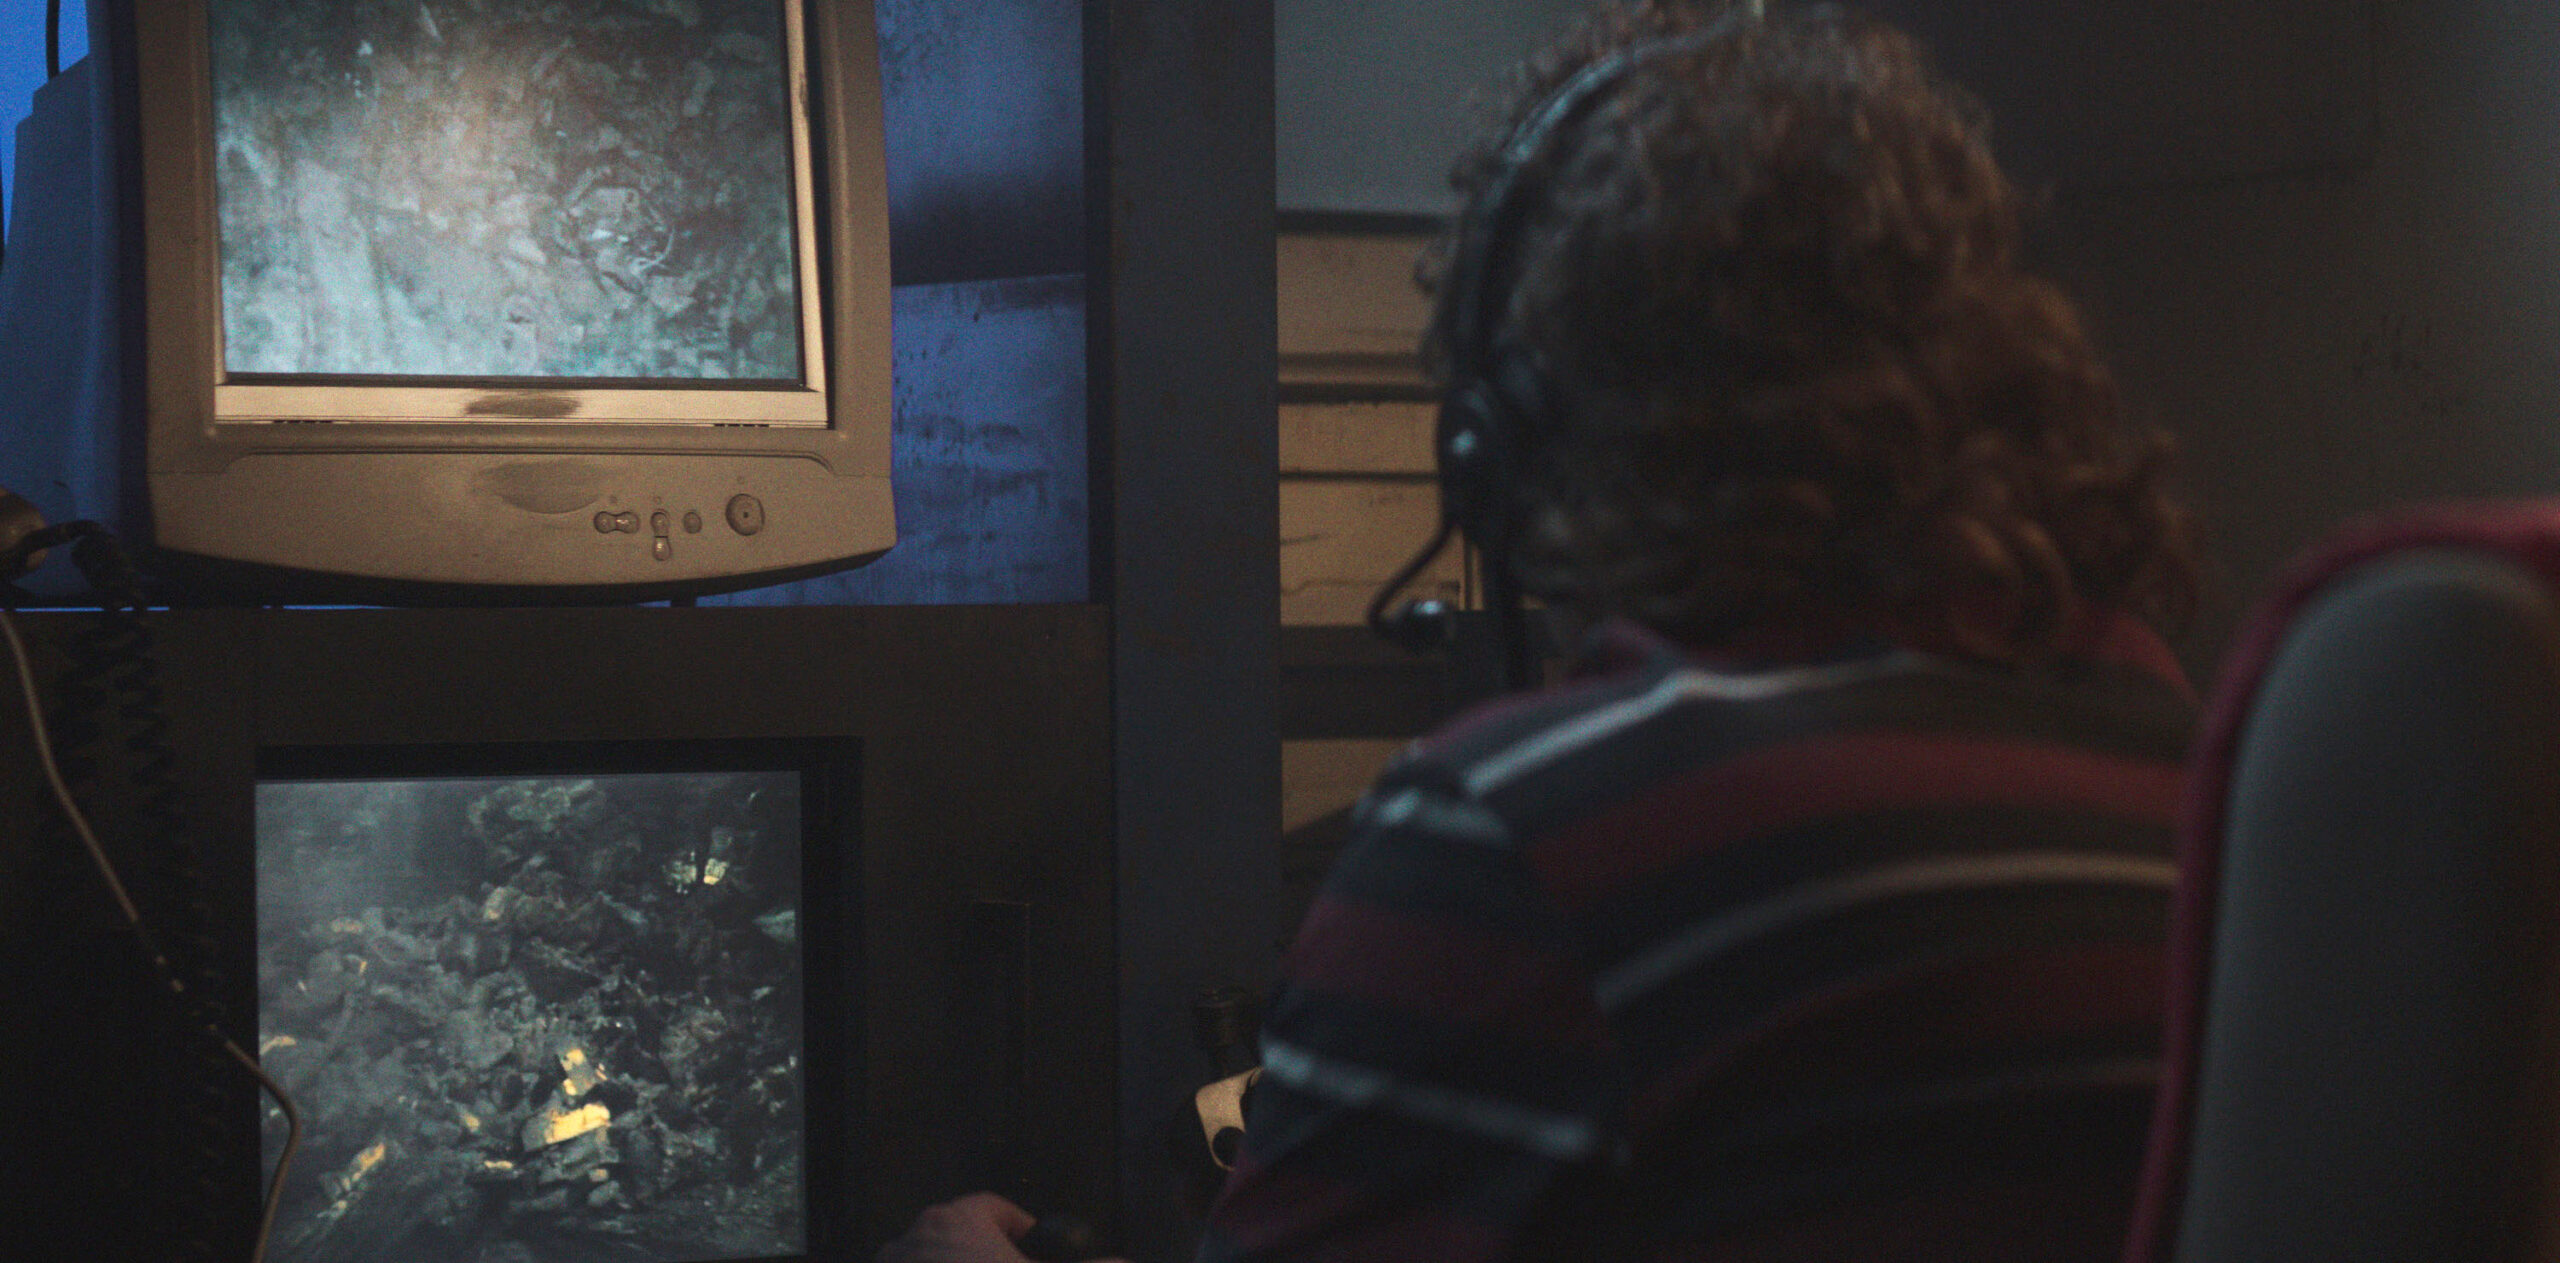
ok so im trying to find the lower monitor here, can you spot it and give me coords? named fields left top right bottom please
left=252, top=743, right=848, bottom=1263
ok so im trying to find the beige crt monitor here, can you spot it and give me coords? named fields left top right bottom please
left=126, top=0, right=894, bottom=600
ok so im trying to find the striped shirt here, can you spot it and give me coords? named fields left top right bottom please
left=1202, top=616, right=2195, bottom=1262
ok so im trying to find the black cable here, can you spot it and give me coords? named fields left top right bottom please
left=44, top=0, right=60, bottom=80
left=50, top=531, right=198, bottom=981
left=67, top=533, right=241, bottom=1263
left=1365, top=519, right=1460, bottom=652
left=1, top=520, right=89, bottom=579
left=4, top=525, right=300, bottom=1263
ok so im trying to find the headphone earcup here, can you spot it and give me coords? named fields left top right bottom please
left=1435, top=381, right=1508, bottom=551
left=1436, top=348, right=1555, bottom=556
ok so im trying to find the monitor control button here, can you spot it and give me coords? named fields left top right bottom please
left=725, top=494, right=765, bottom=536
left=614, top=511, right=642, bottom=533
left=652, top=537, right=672, bottom=562
left=650, top=510, right=671, bottom=537
left=682, top=510, right=704, bottom=535
left=593, top=511, right=617, bottom=534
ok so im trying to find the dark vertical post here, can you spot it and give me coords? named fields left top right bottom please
left=1092, top=1, right=1281, bottom=1257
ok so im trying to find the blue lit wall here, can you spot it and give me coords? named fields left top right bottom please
left=713, top=0, right=1088, bottom=606
left=709, top=271, right=1088, bottom=607
left=0, top=3, right=85, bottom=203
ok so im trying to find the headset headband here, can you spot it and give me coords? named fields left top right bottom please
left=1374, top=5, right=1765, bottom=679
left=1444, top=8, right=1760, bottom=377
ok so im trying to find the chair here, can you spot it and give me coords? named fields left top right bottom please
left=2125, top=504, right=2560, bottom=1262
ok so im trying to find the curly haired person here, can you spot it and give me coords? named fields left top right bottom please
left=885, top=3, right=2200, bottom=1259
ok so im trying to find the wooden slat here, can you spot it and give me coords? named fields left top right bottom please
left=1282, top=738, right=1408, bottom=833
left=1280, top=479, right=1460, bottom=625
left=1279, top=400, right=1437, bottom=475
left=1277, top=231, right=1435, bottom=392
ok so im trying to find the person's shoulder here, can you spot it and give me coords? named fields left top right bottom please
left=1389, top=623, right=1691, bottom=790
left=1386, top=622, right=1942, bottom=819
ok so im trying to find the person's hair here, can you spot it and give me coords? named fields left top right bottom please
left=1422, top=1, right=2199, bottom=658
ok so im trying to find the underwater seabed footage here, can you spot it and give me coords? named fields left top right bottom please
left=254, top=771, right=808, bottom=1263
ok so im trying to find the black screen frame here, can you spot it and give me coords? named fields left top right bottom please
left=0, top=605, right=1116, bottom=1262
left=250, top=735, right=863, bottom=1263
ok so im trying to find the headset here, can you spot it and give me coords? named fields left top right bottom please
left=1368, top=8, right=1761, bottom=689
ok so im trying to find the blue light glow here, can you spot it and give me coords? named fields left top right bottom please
left=0, top=0, right=86, bottom=216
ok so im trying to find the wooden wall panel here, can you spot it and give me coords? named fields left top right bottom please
left=1277, top=230, right=1452, bottom=628
left=1280, top=479, right=1458, bottom=626
left=1277, top=233, right=1434, bottom=393
left=1279, top=400, right=1435, bottom=474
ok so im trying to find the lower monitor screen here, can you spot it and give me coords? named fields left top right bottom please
left=255, top=768, right=808, bottom=1263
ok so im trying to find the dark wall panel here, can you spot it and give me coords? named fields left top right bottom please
left=1275, top=0, right=2378, bottom=213
left=1275, top=0, right=1585, bottom=216
left=2037, top=0, right=2558, bottom=675
left=1099, top=1, right=1282, bottom=1257
left=1868, top=0, right=2377, bottom=191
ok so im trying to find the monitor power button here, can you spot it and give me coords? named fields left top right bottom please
left=725, top=494, right=766, bottom=536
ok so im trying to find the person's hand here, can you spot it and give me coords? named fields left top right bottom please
left=875, top=1193, right=1038, bottom=1263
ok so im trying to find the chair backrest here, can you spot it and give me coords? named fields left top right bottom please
left=2127, top=509, right=2560, bottom=1263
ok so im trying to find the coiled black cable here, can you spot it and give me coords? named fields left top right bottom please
left=77, top=534, right=240, bottom=1263
left=3, top=523, right=296, bottom=1263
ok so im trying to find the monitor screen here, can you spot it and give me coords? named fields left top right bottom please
left=209, top=0, right=805, bottom=385
left=254, top=764, right=812, bottom=1263
left=199, top=0, right=831, bottom=426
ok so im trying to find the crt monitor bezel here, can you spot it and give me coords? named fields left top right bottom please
left=114, top=0, right=897, bottom=599
left=251, top=735, right=862, bottom=1263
